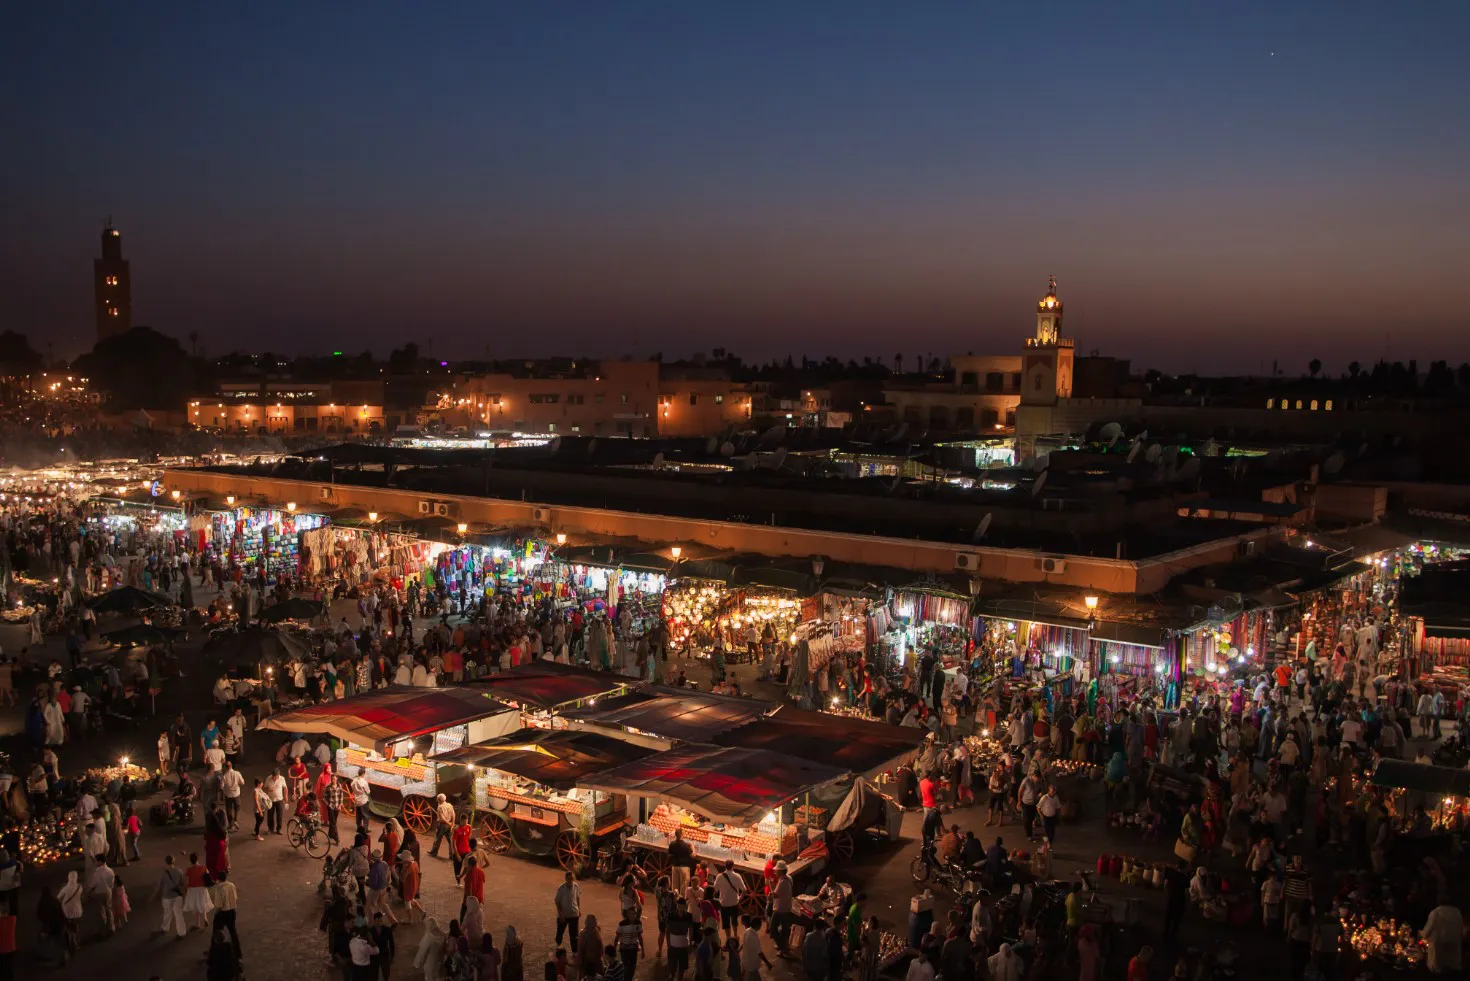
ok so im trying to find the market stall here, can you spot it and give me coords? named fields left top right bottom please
left=713, top=706, right=924, bottom=861
left=468, top=661, right=637, bottom=727
left=258, top=686, right=519, bottom=831
left=580, top=744, right=847, bottom=885
left=431, top=727, right=655, bottom=871
left=567, top=687, right=775, bottom=743
left=202, top=505, right=327, bottom=576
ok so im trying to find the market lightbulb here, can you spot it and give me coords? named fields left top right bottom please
left=555, top=532, right=567, bottom=545
left=1109, top=653, right=1120, bottom=664
left=226, top=495, right=235, bottom=505
left=831, top=698, right=840, bottom=708
left=1083, top=596, right=1098, bottom=611
left=120, top=756, right=129, bottom=766
left=981, top=728, right=990, bottom=738
left=170, top=489, right=181, bottom=500
left=670, top=546, right=682, bottom=559
left=286, top=501, right=296, bottom=512
left=457, top=522, right=468, bottom=534
left=368, top=512, right=378, bottom=522
left=765, top=811, right=776, bottom=823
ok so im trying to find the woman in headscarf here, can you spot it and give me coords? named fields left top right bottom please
left=461, top=894, right=485, bottom=950
left=57, top=871, right=85, bottom=950
left=204, top=809, right=231, bottom=880
left=413, top=917, right=447, bottom=981
left=986, top=942, right=1023, bottom=981
left=857, top=915, right=882, bottom=981
left=577, top=915, right=604, bottom=978
left=1077, top=924, right=1102, bottom=981
left=502, top=925, right=524, bottom=981
left=478, top=932, right=502, bottom=981
left=379, top=818, right=402, bottom=880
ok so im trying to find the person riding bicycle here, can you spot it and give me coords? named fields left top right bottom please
left=295, top=790, right=320, bottom=823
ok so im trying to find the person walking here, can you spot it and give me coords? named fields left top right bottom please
left=262, top=768, right=286, bottom=835
left=554, top=871, right=582, bottom=953
left=1036, top=784, right=1061, bottom=843
left=429, top=794, right=456, bottom=858
left=211, top=870, right=241, bottom=960
left=220, top=761, right=244, bottom=831
left=156, top=854, right=188, bottom=938
left=398, top=849, right=425, bottom=922
left=616, top=907, right=645, bottom=979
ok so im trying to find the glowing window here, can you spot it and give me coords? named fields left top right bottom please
left=1295, top=400, right=1303, bottom=410
left=1325, top=400, right=1333, bottom=410
left=1266, top=398, right=1274, bottom=409
left=1310, top=400, right=1318, bottom=411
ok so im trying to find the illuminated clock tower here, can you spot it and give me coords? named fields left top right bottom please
left=1021, top=274, right=1074, bottom=408
left=94, top=218, right=132, bottom=341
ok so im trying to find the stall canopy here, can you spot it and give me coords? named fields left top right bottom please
left=258, top=686, right=510, bottom=751
left=430, top=727, right=656, bottom=789
left=568, top=687, right=774, bottom=742
left=578, top=744, right=846, bottom=824
left=1370, top=759, right=1470, bottom=797
left=715, top=707, right=926, bottom=777
left=468, top=662, right=633, bottom=710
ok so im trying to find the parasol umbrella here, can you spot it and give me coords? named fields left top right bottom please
left=101, top=623, right=182, bottom=648
left=89, top=585, right=177, bottom=616
left=203, top=627, right=310, bottom=673
left=257, top=598, right=325, bottom=623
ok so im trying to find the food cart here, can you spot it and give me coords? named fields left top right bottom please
left=259, top=686, right=519, bottom=832
left=467, top=661, right=637, bottom=729
left=578, top=744, right=847, bottom=898
left=712, top=706, right=925, bottom=862
left=431, top=727, right=655, bottom=871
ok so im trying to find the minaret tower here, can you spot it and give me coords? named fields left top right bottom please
left=94, top=218, right=133, bottom=340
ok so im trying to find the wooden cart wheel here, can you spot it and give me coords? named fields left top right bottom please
left=400, top=795, right=435, bottom=834
left=739, top=889, right=766, bottom=918
left=555, top=831, right=590, bottom=873
left=478, top=812, right=511, bottom=853
left=337, top=778, right=356, bottom=817
left=829, top=830, right=855, bottom=863
left=642, top=850, right=671, bottom=876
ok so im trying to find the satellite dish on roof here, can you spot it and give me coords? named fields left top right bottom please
left=1032, top=452, right=1051, bottom=471
left=587, top=438, right=598, bottom=455
left=1144, top=444, right=1162, bottom=464
left=1324, top=452, right=1345, bottom=475
left=719, top=441, right=735, bottom=457
left=1125, top=441, right=1142, bottom=464
left=1179, top=457, right=1202, bottom=480
left=973, top=512, right=993, bottom=542
left=887, top=474, right=903, bottom=493
left=1099, top=422, right=1123, bottom=446
left=1031, top=471, right=1049, bottom=496
left=1162, top=446, right=1180, bottom=465
left=548, top=436, right=562, bottom=454
left=652, top=452, right=665, bottom=469
left=1357, top=442, right=1369, bottom=457
left=705, top=436, right=718, bottom=454
left=890, top=423, right=908, bottom=442
left=773, top=447, right=788, bottom=468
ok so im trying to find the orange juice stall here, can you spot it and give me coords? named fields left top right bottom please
left=431, top=727, right=656, bottom=872
left=259, top=685, right=520, bottom=831
left=578, top=744, right=848, bottom=896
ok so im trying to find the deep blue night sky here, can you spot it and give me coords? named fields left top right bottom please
left=3, top=3, right=1468, bottom=371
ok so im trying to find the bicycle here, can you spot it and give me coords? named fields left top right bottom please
left=288, top=815, right=332, bottom=859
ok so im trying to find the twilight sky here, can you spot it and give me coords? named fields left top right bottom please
left=3, top=3, right=1468, bottom=372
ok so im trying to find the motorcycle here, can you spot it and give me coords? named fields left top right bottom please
left=910, top=842, right=987, bottom=895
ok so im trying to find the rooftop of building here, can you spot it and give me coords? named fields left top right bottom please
left=173, top=434, right=1308, bottom=560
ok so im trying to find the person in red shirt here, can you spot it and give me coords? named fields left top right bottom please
left=459, top=855, right=485, bottom=919
left=451, top=814, right=473, bottom=877
left=919, top=774, right=941, bottom=843
left=1126, top=946, right=1154, bottom=981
